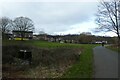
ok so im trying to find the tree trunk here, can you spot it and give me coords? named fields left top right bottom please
left=117, top=34, right=120, bottom=52
left=117, top=35, right=120, bottom=47
left=21, top=32, right=24, bottom=41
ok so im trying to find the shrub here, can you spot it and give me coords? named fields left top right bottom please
left=2, top=44, right=82, bottom=78
left=31, top=47, right=80, bottom=68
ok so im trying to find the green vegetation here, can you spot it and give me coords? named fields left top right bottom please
left=28, top=41, right=98, bottom=78
left=2, top=40, right=99, bottom=78
left=106, top=45, right=120, bottom=53
left=62, top=44, right=97, bottom=78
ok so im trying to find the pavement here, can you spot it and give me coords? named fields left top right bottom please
left=93, top=46, right=118, bottom=78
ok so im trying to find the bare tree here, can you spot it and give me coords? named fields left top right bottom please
left=95, top=0, right=120, bottom=41
left=13, top=16, right=34, bottom=31
left=0, top=17, right=12, bottom=34
left=13, top=16, right=34, bottom=40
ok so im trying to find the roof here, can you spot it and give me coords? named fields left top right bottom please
left=12, top=30, right=33, bottom=33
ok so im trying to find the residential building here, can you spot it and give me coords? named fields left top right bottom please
left=12, top=30, right=33, bottom=40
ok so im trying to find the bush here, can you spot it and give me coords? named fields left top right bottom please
left=31, top=47, right=80, bottom=68
left=2, top=45, right=81, bottom=67
left=2, top=45, right=81, bottom=78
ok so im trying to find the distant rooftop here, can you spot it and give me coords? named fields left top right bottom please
left=12, top=30, right=33, bottom=33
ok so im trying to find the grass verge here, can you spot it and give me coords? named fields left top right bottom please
left=62, top=44, right=98, bottom=78
left=106, top=45, right=120, bottom=53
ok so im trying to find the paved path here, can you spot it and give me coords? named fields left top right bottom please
left=93, top=46, right=118, bottom=78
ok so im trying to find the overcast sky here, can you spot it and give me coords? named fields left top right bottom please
left=0, top=0, right=117, bottom=36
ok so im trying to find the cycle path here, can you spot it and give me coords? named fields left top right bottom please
left=93, top=46, right=118, bottom=78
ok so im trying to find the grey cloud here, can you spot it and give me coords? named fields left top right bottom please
left=35, top=2, right=98, bottom=24
left=0, top=2, right=98, bottom=34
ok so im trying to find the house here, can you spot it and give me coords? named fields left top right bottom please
left=94, top=41, right=107, bottom=44
left=12, top=30, right=33, bottom=40
left=33, top=34, right=48, bottom=40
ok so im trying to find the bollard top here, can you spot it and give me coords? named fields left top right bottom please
left=19, top=49, right=31, bottom=53
left=24, top=50, right=27, bottom=52
left=20, top=50, right=25, bottom=52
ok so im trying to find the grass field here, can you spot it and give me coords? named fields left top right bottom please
left=2, top=40, right=99, bottom=78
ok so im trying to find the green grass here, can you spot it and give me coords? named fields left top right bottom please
left=31, top=40, right=84, bottom=48
left=106, top=45, right=120, bottom=53
left=3, top=40, right=86, bottom=48
left=27, top=40, right=99, bottom=78
left=2, top=40, right=99, bottom=78
left=62, top=44, right=98, bottom=78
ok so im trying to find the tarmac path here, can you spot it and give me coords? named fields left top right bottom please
left=93, top=46, right=118, bottom=78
